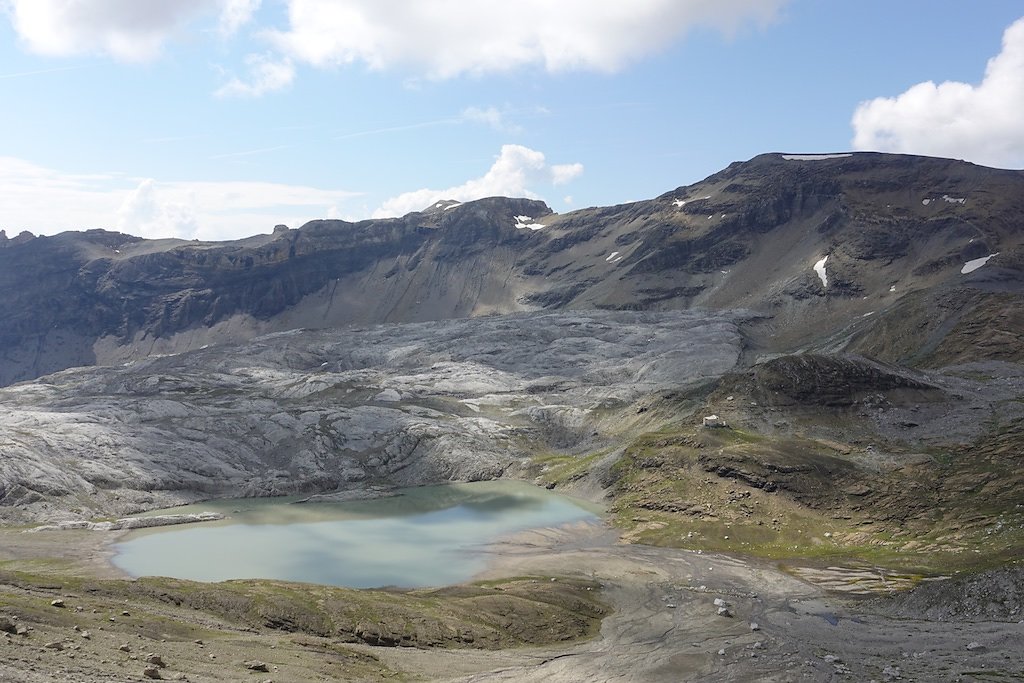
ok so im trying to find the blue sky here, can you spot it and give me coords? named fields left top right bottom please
left=1, top=0, right=1023, bottom=241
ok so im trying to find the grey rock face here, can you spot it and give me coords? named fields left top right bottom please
left=0, top=310, right=746, bottom=522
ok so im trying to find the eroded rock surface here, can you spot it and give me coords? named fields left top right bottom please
left=0, top=310, right=747, bottom=522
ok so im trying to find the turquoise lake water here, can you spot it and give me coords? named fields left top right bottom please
left=112, top=480, right=599, bottom=588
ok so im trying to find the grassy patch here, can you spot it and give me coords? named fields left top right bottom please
left=603, top=421, right=1024, bottom=575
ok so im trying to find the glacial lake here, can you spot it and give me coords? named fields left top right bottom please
left=112, top=481, right=599, bottom=588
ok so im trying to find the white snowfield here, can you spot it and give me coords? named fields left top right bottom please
left=813, top=255, right=829, bottom=287
left=671, top=195, right=711, bottom=208
left=922, top=195, right=966, bottom=206
left=513, top=215, right=545, bottom=231
left=606, top=251, right=620, bottom=262
left=782, top=153, right=853, bottom=161
left=961, top=253, right=999, bottom=275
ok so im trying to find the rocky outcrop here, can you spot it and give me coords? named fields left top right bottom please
left=742, top=354, right=946, bottom=407
left=25, top=512, right=224, bottom=532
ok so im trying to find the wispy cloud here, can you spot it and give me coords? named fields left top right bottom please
left=334, top=118, right=461, bottom=141
left=143, top=134, right=207, bottom=144
left=460, top=106, right=523, bottom=134
left=214, top=53, right=295, bottom=97
left=0, top=156, right=360, bottom=241
left=208, top=144, right=293, bottom=160
left=0, top=64, right=91, bottom=80
left=335, top=106, right=532, bottom=141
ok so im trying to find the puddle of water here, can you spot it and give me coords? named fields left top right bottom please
left=112, top=480, right=599, bottom=588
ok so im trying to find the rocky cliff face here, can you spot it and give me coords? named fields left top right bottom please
left=2, top=153, right=1022, bottom=386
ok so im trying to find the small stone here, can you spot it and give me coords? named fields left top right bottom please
left=718, top=648, right=726, bottom=656
left=119, top=643, right=131, bottom=652
left=749, top=622, right=760, bottom=631
left=717, top=607, right=733, bottom=618
left=44, top=641, right=64, bottom=650
left=713, top=598, right=730, bottom=608
left=143, top=666, right=162, bottom=679
left=244, top=660, right=270, bottom=672
left=146, top=653, right=167, bottom=667
left=50, top=599, right=65, bottom=608
left=882, top=665, right=901, bottom=680
left=80, top=631, right=91, bottom=639
left=966, top=641, right=985, bottom=651
left=0, top=617, right=16, bottom=634
left=121, top=611, right=130, bottom=616
left=15, top=625, right=30, bottom=636
left=823, top=654, right=841, bottom=664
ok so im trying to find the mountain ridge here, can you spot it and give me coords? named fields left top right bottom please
left=1, top=151, right=1021, bottom=387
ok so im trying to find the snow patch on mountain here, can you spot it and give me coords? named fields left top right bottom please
left=813, top=255, right=829, bottom=287
left=961, top=253, right=999, bottom=275
left=514, top=215, right=545, bottom=231
left=782, top=153, right=853, bottom=161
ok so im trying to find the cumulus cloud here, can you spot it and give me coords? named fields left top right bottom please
left=116, top=179, right=200, bottom=238
left=0, top=156, right=359, bottom=241
left=215, top=53, right=295, bottom=97
left=267, top=0, right=787, bottom=78
left=852, top=17, right=1024, bottom=169
left=4, top=0, right=255, bottom=61
left=372, top=144, right=583, bottom=218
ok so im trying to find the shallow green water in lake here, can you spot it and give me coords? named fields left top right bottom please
left=112, top=481, right=598, bottom=588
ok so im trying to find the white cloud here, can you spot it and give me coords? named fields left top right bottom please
left=372, top=144, right=583, bottom=218
left=218, top=0, right=260, bottom=38
left=215, top=53, right=295, bottom=97
left=551, top=163, right=584, bottom=186
left=4, top=0, right=257, bottom=61
left=267, top=0, right=787, bottom=78
left=0, top=156, right=360, bottom=241
left=116, top=179, right=200, bottom=238
left=852, top=17, right=1024, bottom=169
left=461, top=106, right=521, bottom=133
